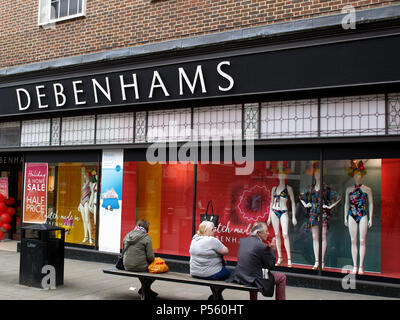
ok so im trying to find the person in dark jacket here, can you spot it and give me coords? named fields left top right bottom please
left=122, top=219, right=157, bottom=298
left=228, top=221, right=287, bottom=300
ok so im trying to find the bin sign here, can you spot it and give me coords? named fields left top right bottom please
left=23, top=163, right=48, bottom=224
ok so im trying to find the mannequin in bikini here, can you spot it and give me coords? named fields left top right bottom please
left=299, top=162, right=341, bottom=270
left=267, top=163, right=297, bottom=267
left=344, top=160, right=373, bottom=275
left=78, top=167, right=93, bottom=245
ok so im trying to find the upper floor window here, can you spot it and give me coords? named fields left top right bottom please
left=38, top=0, right=86, bottom=26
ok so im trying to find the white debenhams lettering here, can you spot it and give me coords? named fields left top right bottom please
left=36, top=85, right=48, bottom=109
left=16, top=88, right=31, bottom=111
left=120, top=74, right=139, bottom=100
left=72, top=80, right=86, bottom=105
left=149, top=71, right=170, bottom=98
left=53, top=83, right=66, bottom=107
left=217, top=61, right=234, bottom=92
left=92, top=77, right=111, bottom=103
left=179, top=65, right=207, bottom=95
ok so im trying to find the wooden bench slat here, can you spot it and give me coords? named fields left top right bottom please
left=103, top=267, right=258, bottom=292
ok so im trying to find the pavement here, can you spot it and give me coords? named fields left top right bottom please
left=0, top=240, right=398, bottom=301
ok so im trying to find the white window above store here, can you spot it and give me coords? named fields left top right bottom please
left=38, top=0, right=86, bottom=26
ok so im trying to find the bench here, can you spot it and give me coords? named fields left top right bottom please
left=103, top=267, right=259, bottom=300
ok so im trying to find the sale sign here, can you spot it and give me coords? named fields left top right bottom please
left=0, top=178, right=8, bottom=199
left=23, top=163, right=48, bottom=224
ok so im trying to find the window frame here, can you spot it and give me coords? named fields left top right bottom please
left=38, top=0, right=87, bottom=27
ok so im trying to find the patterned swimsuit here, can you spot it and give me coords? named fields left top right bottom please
left=348, top=184, right=368, bottom=223
left=272, top=185, right=288, bottom=219
left=299, top=184, right=339, bottom=229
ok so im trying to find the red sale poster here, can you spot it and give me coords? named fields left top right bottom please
left=23, top=163, right=48, bottom=224
left=0, top=178, right=8, bottom=199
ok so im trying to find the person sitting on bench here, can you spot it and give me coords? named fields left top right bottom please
left=122, top=219, right=157, bottom=297
left=189, top=220, right=231, bottom=280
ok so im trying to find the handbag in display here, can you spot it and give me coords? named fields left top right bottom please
left=200, top=200, right=219, bottom=226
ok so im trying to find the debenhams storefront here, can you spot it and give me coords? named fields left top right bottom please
left=0, top=13, right=400, bottom=297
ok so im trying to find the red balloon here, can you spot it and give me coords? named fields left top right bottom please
left=6, top=207, right=15, bottom=216
left=0, top=202, right=6, bottom=212
left=4, top=197, right=15, bottom=206
left=0, top=220, right=3, bottom=228
left=0, top=230, right=3, bottom=240
left=0, top=213, right=11, bottom=224
left=0, top=194, right=5, bottom=203
left=2, top=223, right=10, bottom=231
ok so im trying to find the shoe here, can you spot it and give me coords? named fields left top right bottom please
left=351, top=266, right=358, bottom=274
left=312, top=261, right=319, bottom=270
left=358, top=266, right=364, bottom=275
left=275, top=258, right=283, bottom=266
left=321, top=262, right=325, bottom=270
left=287, top=259, right=292, bottom=268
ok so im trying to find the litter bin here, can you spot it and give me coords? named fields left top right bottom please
left=19, top=224, right=65, bottom=288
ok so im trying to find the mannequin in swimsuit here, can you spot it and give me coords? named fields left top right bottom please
left=300, top=163, right=341, bottom=270
left=267, top=164, right=296, bottom=267
left=344, top=160, right=373, bottom=275
left=78, top=167, right=94, bottom=245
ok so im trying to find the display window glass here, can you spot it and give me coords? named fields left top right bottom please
left=47, top=162, right=99, bottom=246
left=121, top=161, right=194, bottom=256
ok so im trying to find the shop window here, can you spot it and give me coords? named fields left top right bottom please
left=96, top=113, right=134, bottom=144
left=320, top=94, right=386, bottom=137
left=193, top=105, right=242, bottom=141
left=21, top=119, right=51, bottom=147
left=120, top=161, right=194, bottom=256
left=46, top=162, right=99, bottom=246
left=38, top=0, right=86, bottom=26
left=260, top=99, right=319, bottom=139
left=147, top=108, right=191, bottom=142
left=243, top=103, right=259, bottom=140
left=0, top=121, right=20, bottom=147
left=61, top=115, right=95, bottom=145
left=51, top=118, right=61, bottom=146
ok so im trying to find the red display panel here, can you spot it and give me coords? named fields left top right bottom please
left=120, top=161, right=137, bottom=249
left=381, top=159, right=400, bottom=278
left=196, top=162, right=279, bottom=261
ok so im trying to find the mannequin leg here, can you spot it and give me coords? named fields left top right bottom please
left=280, top=213, right=292, bottom=267
left=348, top=217, right=359, bottom=274
left=311, top=226, right=319, bottom=269
left=83, top=204, right=93, bottom=245
left=321, top=225, right=327, bottom=269
left=79, top=205, right=88, bottom=243
left=270, top=213, right=282, bottom=265
left=358, top=216, right=368, bottom=274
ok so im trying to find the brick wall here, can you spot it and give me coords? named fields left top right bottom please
left=0, top=0, right=397, bottom=68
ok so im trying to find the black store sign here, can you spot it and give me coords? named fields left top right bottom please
left=0, top=34, right=400, bottom=117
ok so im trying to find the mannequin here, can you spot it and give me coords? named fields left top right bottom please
left=344, top=160, right=373, bottom=275
left=267, top=164, right=297, bottom=267
left=300, top=162, right=341, bottom=270
left=88, top=170, right=97, bottom=226
left=78, top=167, right=93, bottom=245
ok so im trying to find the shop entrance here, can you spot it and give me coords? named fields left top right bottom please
left=0, top=154, right=23, bottom=240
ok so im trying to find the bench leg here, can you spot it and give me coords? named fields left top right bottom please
left=208, top=286, right=225, bottom=300
left=138, top=278, right=155, bottom=300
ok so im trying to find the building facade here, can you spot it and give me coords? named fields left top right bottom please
left=1, top=0, right=400, bottom=296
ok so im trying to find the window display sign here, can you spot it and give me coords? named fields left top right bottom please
left=0, top=178, right=8, bottom=199
left=99, top=149, right=124, bottom=253
left=23, top=163, right=48, bottom=224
